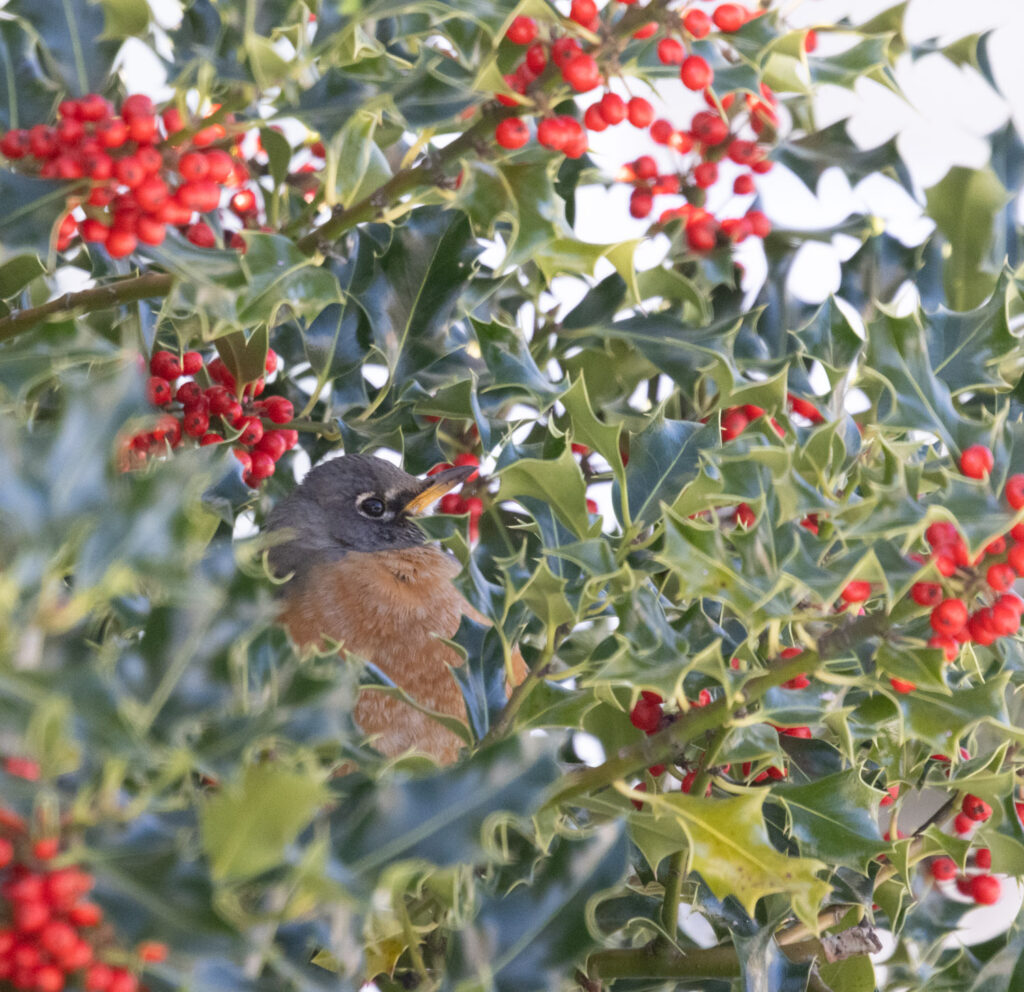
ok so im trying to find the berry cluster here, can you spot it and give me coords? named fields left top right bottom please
left=0, top=816, right=163, bottom=992
left=124, top=346, right=297, bottom=487
left=0, top=93, right=263, bottom=256
left=495, top=3, right=782, bottom=253
left=928, top=832, right=1001, bottom=907
left=431, top=453, right=485, bottom=541
left=904, top=461, right=1024, bottom=669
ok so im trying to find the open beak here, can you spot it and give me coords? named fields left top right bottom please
left=402, top=464, right=476, bottom=516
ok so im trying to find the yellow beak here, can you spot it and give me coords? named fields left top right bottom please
left=402, top=464, right=476, bottom=516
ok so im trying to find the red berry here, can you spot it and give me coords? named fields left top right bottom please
left=264, top=348, right=278, bottom=373
left=247, top=449, right=276, bottom=482
left=537, top=117, right=571, bottom=151
left=953, top=812, right=975, bottom=835
left=199, top=433, right=224, bottom=446
left=121, top=94, right=155, bottom=120
left=693, top=160, right=718, bottom=188
left=931, top=598, right=968, bottom=636
left=506, top=15, right=537, bottom=44
left=841, top=581, right=871, bottom=603
left=181, top=351, right=203, bottom=375
left=551, top=37, right=582, bottom=68
left=928, top=635, right=959, bottom=661
left=113, top=154, right=145, bottom=188
left=562, top=53, right=601, bottom=92
left=0, top=128, right=31, bottom=158
left=204, top=149, right=234, bottom=183
left=987, top=562, right=1016, bottom=592
left=629, top=695, right=662, bottom=733
left=733, top=174, right=756, bottom=195
left=962, top=794, right=992, bottom=822
left=969, top=873, right=1001, bottom=905
left=889, top=677, right=916, bottom=694
left=183, top=409, right=210, bottom=437
left=523, top=43, right=547, bottom=75
left=452, top=451, right=480, bottom=478
left=138, top=940, right=168, bottom=962
left=657, top=38, right=685, bottom=65
left=95, top=117, right=129, bottom=148
left=632, top=22, right=658, bottom=40
left=960, top=444, right=994, bottom=479
left=682, top=8, right=711, bottom=38
left=627, top=97, right=654, bottom=128
left=40, top=920, right=77, bottom=957
left=106, top=229, right=138, bottom=258
left=79, top=93, right=112, bottom=121
left=180, top=153, right=210, bottom=183
left=713, top=3, right=748, bottom=31
left=975, top=847, right=992, bottom=870
left=583, top=104, right=608, bottom=131
left=81, top=217, right=111, bottom=244
left=495, top=118, right=529, bottom=149
left=680, top=55, right=713, bottom=90
left=177, top=180, right=221, bottom=213
left=146, top=376, right=172, bottom=405
left=256, top=431, right=289, bottom=461
left=629, top=189, right=653, bottom=219
left=107, top=969, right=140, bottom=992
left=686, top=218, right=718, bottom=252
left=721, top=408, right=749, bottom=441
left=128, top=114, right=158, bottom=144
left=35, top=964, right=65, bottom=992
left=262, top=396, right=294, bottom=424
left=29, top=124, right=58, bottom=158
left=134, top=175, right=169, bottom=212
left=631, top=782, right=648, bottom=809
left=911, top=582, right=942, bottom=606
left=691, top=110, right=729, bottom=146
left=1005, top=473, right=1024, bottom=509
left=569, top=0, right=597, bottom=26
left=230, top=189, right=258, bottom=215
left=85, top=963, right=115, bottom=991
left=238, top=417, right=264, bottom=447
left=600, top=92, right=627, bottom=125
left=650, top=119, right=673, bottom=144
left=186, top=222, right=217, bottom=248
left=746, top=209, right=771, bottom=238
left=929, top=856, right=957, bottom=881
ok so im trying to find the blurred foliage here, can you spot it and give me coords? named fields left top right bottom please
left=1, top=1, right=1024, bottom=990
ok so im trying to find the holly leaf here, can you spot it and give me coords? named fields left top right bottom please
left=925, top=165, right=1008, bottom=311
left=631, top=789, right=830, bottom=929
left=199, top=763, right=329, bottom=881
left=771, top=769, right=887, bottom=871
left=617, top=415, right=717, bottom=529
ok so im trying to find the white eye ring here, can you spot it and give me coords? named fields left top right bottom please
left=356, top=494, right=386, bottom=518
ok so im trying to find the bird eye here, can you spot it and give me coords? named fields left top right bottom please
left=358, top=496, right=386, bottom=518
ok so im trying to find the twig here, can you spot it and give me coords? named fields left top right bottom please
left=0, top=272, right=174, bottom=342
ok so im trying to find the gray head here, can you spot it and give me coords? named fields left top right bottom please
left=265, top=453, right=474, bottom=585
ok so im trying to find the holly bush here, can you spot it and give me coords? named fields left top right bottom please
left=2, top=0, right=1024, bottom=989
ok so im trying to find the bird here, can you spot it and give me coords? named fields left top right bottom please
left=265, top=452, right=512, bottom=765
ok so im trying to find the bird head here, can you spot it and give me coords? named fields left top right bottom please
left=265, top=453, right=474, bottom=584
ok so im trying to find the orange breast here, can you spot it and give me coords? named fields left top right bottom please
left=277, top=547, right=469, bottom=763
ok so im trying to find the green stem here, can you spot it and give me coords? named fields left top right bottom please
left=479, top=648, right=557, bottom=749
left=588, top=931, right=827, bottom=983
left=0, top=273, right=174, bottom=342
left=295, top=111, right=508, bottom=255
left=658, top=851, right=686, bottom=940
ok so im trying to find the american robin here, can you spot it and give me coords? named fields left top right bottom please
left=266, top=453, right=512, bottom=765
